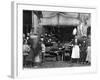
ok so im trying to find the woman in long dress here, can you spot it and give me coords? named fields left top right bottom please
left=71, top=38, right=80, bottom=63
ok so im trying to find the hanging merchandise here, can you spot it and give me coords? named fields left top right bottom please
left=73, top=28, right=77, bottom=35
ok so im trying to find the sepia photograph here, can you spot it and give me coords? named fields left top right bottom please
left=23, top=10, right=91, bottom=69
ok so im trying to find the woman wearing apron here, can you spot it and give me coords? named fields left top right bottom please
left=71, top=38, right=80, bottom=63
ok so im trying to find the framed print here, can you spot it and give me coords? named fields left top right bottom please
left=11, top=1, right=97, bottom=78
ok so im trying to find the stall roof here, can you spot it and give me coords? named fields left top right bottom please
left=39, top=12, right=90, bottom=26
left=40, top=12, right=79, bottom=26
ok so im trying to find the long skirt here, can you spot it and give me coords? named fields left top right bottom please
left=71, top=45, right=80, bottom=59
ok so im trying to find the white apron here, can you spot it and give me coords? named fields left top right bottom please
left=71, top=45, right=80, bottom=58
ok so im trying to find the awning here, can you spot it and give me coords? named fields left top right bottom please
left=40, top=12, right=80, bottom=26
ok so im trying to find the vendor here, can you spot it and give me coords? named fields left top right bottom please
left=71, top=37, right=80, bottom=63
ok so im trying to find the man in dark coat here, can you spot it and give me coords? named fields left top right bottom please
left=79, top=36, right=88, bottom=63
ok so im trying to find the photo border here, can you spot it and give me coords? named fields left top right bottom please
left=11, top=1, right=97, bottom=78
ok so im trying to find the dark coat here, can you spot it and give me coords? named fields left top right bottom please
left=78, top=36, right=88, bottom=52
left=26, top=38, right=42, bottom=61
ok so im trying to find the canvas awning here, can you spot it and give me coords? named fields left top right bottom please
left=39, top=12, right=80, bottom=26
left=39, top=12, right=90, bottom=26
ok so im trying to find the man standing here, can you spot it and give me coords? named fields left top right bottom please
left=79, top=36, right=88, bottom=64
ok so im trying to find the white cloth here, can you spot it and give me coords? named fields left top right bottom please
left=35, top=55, right=41, bottom=62
left=73, top=28, right=77, bottom=35
left=41, top=43, right=46, bottom=53
left=86, top=46, right=91, bottom=62
left=71, top=45, right=80, bottom=58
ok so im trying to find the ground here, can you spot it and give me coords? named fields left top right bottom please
left=24, top=61, right=90, bottom=69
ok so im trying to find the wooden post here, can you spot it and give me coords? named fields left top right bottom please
left=32, top=11, right=38, bottom=34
